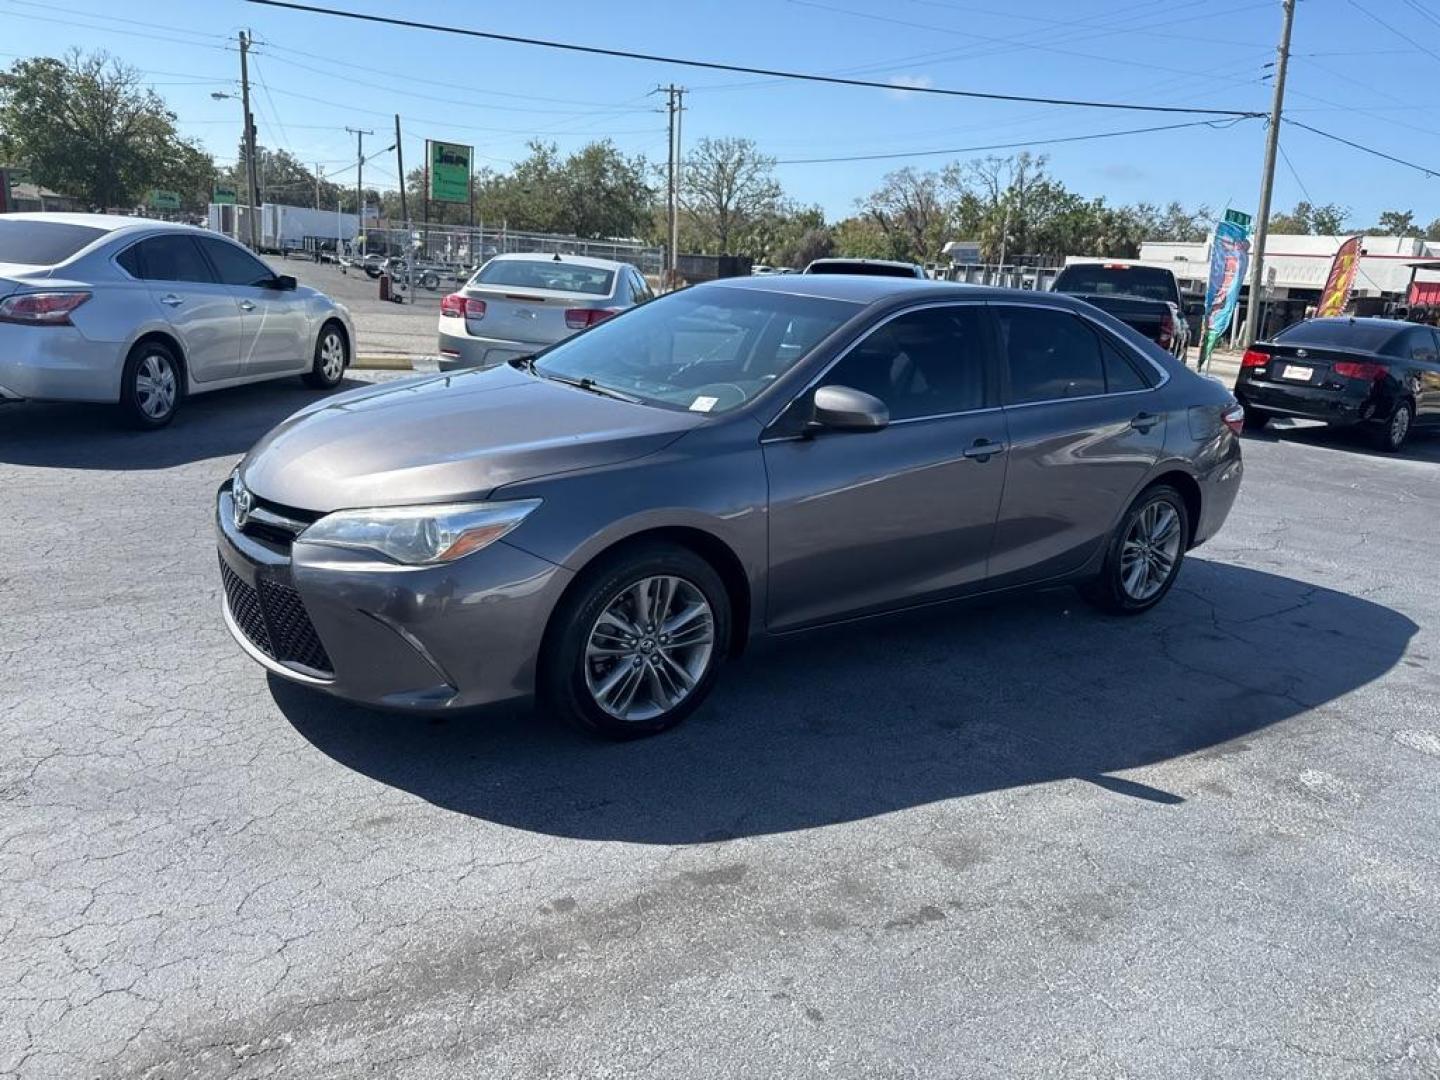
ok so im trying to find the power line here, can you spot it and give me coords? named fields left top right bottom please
left=773, top=116, right=1250, bottom=164
left=1345, top=0, right=1440, bottom=65
left=242, top=0, right=1262, bottom=118
left=1283, top=119, right=1440, bottom=178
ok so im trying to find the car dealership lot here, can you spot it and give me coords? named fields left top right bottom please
left=2, top=383, right=1438, bottom=1078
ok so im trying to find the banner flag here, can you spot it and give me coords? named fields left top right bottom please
left=1200, top=217, right=1252, bottom=368
left=1316, top=236, right=1363, bottom=317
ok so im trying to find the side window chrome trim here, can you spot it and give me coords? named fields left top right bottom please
left=763, top=298, right=995, bottom=430
left=991, top=299, right=1172, bottom=403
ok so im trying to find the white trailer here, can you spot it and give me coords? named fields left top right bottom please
left=207, top=202, right=360, bottom=254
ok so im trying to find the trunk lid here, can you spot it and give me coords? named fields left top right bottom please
left=1245, top=342, right=1379, bottom=387
left=461, top=284, right=617, bottom=346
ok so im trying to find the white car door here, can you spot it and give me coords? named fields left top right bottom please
left=125, top=234, right=243, bottom=383
left=198, top=237, right=311, bottom=376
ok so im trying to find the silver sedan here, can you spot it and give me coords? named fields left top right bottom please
left=437, top=253, right=653, bottom=370
left=0, top=213, right=355, bottom=428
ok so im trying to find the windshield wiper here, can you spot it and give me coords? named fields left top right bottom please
left=532, top=367, right=643, bottom=404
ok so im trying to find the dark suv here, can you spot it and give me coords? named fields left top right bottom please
left=1235, top=317, right=1440, bottom=452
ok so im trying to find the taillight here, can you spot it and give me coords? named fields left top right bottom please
left=1222, top=402, right=1246, bottom=435
left=0, top=291, right=91, bottom=325
left=1159, top=309, right=1176, bottom=347
left=441, top=294, right=485, bottom=319
left=1332, top=360, right=1388, bottom=381
left=1240, top=348, right=1269, bottom=368
left=565, top=308, right=619, bottom=330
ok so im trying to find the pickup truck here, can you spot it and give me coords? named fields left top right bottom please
left=1051, top=261, right=1190, bottom=360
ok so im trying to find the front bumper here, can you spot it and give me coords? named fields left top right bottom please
left=215, top=484, right=573, bottom=712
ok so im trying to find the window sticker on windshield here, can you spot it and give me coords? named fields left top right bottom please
left=689, top=396, right=719, bottom=413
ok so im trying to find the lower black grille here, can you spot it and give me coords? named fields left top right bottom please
left=220, top=558, right=333, bottom=676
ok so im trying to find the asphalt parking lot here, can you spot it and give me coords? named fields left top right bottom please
left=2, top=381, right=1438, bottom=1079
left=276, top=257, right=446, bottom=361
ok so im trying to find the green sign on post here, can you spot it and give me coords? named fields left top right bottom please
left=1223, top=208, right=1253, bottom=231
left=428, top=140, right=473, bottom=204
left=212, top=185, right=237, bottom=206
left=148, top=190, right=181, bottom=211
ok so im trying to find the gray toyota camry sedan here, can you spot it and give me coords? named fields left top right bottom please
left=217, top=276, right=1244, bottom=738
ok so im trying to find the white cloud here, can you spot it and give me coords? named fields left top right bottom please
left=885, top=74, right=934, bottom=101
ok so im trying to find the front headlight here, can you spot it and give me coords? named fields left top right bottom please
left=297, top=500, right=541, bottom=565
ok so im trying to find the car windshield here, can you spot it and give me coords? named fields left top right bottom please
left=474, top=259, right=615, bottom=296
left=0, top=220, right=107, bottom=266
left=1056, top=264, right=1175, bottom=302
left=532, top=287, right=858, bottom=413
left=1274, top=320, right=1401, bottom=351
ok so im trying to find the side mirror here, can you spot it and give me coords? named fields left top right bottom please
left=271, top=274, right=298, bottom=291
left=809, top=384, right=889, bottom=433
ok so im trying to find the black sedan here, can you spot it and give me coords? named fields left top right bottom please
left=1235, top=317, right=1440, bottom=452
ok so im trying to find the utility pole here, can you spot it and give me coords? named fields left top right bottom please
left=347, top=126, right=374, bottom=259
left=314, top=162, right=322, bottom=211
left=659, top=84, right=686, bottom=280
left=238, top=31, right=260, bottom=250
left=1244, top=0, right=1295, bottom=347
left=394, top=114, right=408, bottom=227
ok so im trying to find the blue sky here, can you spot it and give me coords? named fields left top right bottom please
left=2, top=0, right=1436, bottom=228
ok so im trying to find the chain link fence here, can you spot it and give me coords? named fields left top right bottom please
left=357, top=224, right=665, bottom=276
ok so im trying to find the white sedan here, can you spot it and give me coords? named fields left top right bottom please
left=0, top=213, right=355, bottom=429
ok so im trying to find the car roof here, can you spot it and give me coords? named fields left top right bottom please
left=806, top=257, right=923, bottom=270
left=1296, top=316, right=1415, bottom=331
left=1, top=212, right=206, bottom=237
left=487, top=251, right=630, bottom=271
left=700, top=273, right=1073, bottom=306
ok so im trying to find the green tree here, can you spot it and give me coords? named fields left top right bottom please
left=1270, top=201, right=1350, bottom=235
left=680, top=137, right=783, bottom=253
left=857, top=167, right=948, bottom=262
left=222, top=145, right=345, bottom=209
left=0, top=50, right=214, bottom=209
left=1426, top=218, right=1440, bottom=242
left=1370, top=209, right=1417, bottom=236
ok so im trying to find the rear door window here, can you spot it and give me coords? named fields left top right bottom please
left=199, top=237, right=274, bottom=288
left=995, top=305, right=1107, bottom=403
left=0, top=220, right=106, bottom=266
left=1399, top=326, right=1438, bottom=362
left=1101, top=336, right=1155, bottom=392
left=133, top=235, right=215, bottom=284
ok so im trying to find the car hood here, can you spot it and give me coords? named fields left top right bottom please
left=240, top=364, right=704, bottom=512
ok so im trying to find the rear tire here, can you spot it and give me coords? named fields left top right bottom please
left=303, top=322, right=348, bottom=389
left=540, top=544, right=731, bottom=740
left=1242, top=408, right=1269, bottom=432
left=1371, top=400, right=1413, bottom=453
left=1082, top=485, right=1190, bottom=615
left=119, top=340, right=182, bottom=430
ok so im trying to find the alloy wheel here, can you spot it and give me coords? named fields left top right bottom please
left=1119, top=500, right=1183, bottom=602
left=320, top=331, right=346, bottom=381
left=135, top=353, right=177, bottom=419
left=584, top=575, right=715, bottom=723
left=1390, top=404, right=1411, bottom=447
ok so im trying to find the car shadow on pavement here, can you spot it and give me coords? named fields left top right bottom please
left=1248, top=420, right=1440, bottom=464
left=0, top=377, right=371, bottom=470
left=276, top=557, right=1417, bottom=844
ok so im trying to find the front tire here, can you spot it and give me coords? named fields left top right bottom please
left=303, top=322, right=348, bottom=389
left=1082, top=485, right=1190, bottom=615
left=541, top=544, right=731, bottom=739
left=119, top=340, right=182, bottom=429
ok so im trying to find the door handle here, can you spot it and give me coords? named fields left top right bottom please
left=159, top=294, right=183, bottom=307
left=238, top=300, right=257, bottom=312
left=1129, top=412, right=1159, bottom=432
left=962, top=439, right=1007, bottom=460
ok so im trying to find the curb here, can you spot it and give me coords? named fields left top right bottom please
left=352, top=355, right=415, bottom=371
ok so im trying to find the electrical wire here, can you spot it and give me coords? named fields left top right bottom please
left=1283, top=119, right=1440, bottom=178
left=774, top=117, right=1250, bottom=165
left=1345, top=0, right=1440, bottom=65
left=894, top=0, right=1268, bottom=49
left=242, top=0, right=1262, bottom=118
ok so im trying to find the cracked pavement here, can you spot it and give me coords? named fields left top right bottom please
left=2, top=381, right=1438, bottom=1079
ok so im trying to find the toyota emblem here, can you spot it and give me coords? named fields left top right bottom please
left=233, top=475, right=253, bottom=529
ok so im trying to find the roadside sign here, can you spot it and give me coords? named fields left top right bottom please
left=212, top=185, right=237, bottom=206
left=148, top=190, right=181, bottom=210
left=427, top=140, right=472, bottom=204
left=1224, top=208, right=1253, bottom=231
